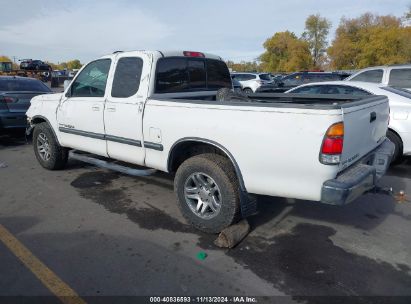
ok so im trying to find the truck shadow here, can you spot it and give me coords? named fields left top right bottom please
left=248, top=163, right=408, bottom=233
left=250, top=193, right=397, bottom=232
left=385, top=156, right=411, bottom=179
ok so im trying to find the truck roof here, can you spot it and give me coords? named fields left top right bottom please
left=102, top=50, right=223, bottom=61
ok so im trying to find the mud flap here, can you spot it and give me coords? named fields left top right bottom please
left=240, top=190, right=258, bottom=218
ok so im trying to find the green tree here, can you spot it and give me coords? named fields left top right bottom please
left=66, top=59, right=82, bottom=70
left=302, top=14, right=331, bottom=68
left=0, top=55, right=12, bottom=62
left=259, top=31, right=313, bottom=72
left=226, top=60, right=261, bottom=72
left=328, top=13, right=411, bottom=69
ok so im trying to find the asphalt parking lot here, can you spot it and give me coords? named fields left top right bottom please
left=1, top=133, right=411, bottom=303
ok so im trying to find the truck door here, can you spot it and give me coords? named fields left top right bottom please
left=57, top=59, right=112, bottom=156
left=104, top=52, right=151, bottom=165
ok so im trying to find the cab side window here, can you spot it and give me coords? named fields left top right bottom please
left=334, top=85, right=371, bottom=96
left=350, top=69, right=383, bottom=83
left=389, top=69, right=411, bottom=88
left=70, top=59, right=111, bottom=97
left=242, top=74, right=256, bottom=81
left=111, top=57, right=143, bottom=98
left=291, top=85, right=323, bottom=94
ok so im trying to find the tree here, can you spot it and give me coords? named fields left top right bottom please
left=66, top=59, right=82, bottom=70
left=45, top=60, right=83, bottom=71
left=328, top=13, right=411, bottom=69
left=0, top=55, right=12, bottom=62
left=226, top=60, right=261, bottom=72
left=302, top=14, right=331, bottom=68
left=259, top=31, right=313, bottom=72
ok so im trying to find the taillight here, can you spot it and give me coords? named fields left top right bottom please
left=320, top=122, right=344, bottom=165
left=183, top=51, right=205, bottom=57
left=0, top=96, right=17, bottom=103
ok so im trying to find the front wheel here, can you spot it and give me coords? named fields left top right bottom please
left=33, top=122, right=68, bottom=170
left=174, top=154, right=241, bottom=233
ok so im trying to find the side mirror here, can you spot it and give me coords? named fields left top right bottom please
left=63, top=80, right=72, bottom=93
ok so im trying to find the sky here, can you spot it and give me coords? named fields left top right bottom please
left=0, top=0, right=410, bottom=64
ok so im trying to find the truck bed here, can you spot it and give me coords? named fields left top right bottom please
left=158, top=92, right=387, bottom=110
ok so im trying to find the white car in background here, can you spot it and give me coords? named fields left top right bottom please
left=287, top=81, right=411, bottom=163
left=346, top=64, right=411, bottom=91
left=231, top=73, right=273, bottom=94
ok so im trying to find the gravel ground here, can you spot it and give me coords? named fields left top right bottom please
left=0, top=133, right=410, bottom=303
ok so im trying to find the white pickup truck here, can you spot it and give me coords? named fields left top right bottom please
left=26, top=50, right=394, bottom=233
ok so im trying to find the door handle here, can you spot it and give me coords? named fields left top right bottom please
left=106, top=106, right=116, bottom=112
left=92, top=104, right=100, bottom=111
left=370, top=112, right=376, bottom=123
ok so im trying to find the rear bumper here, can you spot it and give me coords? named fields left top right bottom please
left=0, top=112, right=27, bottom=129
left=321, top=139, right=395, bottom=205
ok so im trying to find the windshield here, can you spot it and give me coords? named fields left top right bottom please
left=381, top=86, right=411, bottom=99
left=0, top=79, right=51, bottom=92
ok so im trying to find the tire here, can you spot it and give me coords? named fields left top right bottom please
left=174, top=153, right=241, bottom=233
left=387, top=130, right=403, bottom=165
left=33, top=122, right=68, bottom=170
left=243, top=88, right=253, bottom=94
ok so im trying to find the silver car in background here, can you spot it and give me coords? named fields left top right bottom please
left=231, top=72, right=274, bottom=94
left=287, top=80, right=411, bottom=163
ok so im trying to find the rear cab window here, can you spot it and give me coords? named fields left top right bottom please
left=155, top=57, right=231, bottom=93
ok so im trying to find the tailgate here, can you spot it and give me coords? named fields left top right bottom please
left=340, top=96, right=389, bottom=170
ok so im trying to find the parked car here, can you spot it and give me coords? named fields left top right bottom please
left=257, top=72, right=348, bottom=93
left=287, top=81, right=411, bottom=163
left=20, top=59, right=51, bottom=71
left=0, top=76, right=51, bottom=132
left=232, top=78, right=242, bottom=92
left=346, top=64, right=411, bottom=91
left=26, top=50, right=393, bottom=233
left=269, top=73, right=285, bottom=84
left=231, top=72, right=274, bottom=93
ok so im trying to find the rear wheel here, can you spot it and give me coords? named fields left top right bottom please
left=33, top=122, right=68, bottom=170
left=243, top=88, right=253, bottom=94
left=387, top=130, right=403, bottom=164
left=174, top=153, right=241, bottom=233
